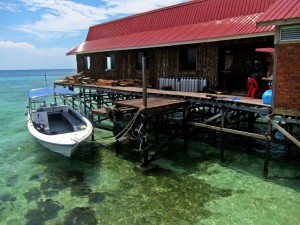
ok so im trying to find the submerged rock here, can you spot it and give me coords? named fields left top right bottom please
left=29, top=174, right=41, bottom=181
left=40, top=179, right=66, bottom=190
left=64, top=207, right=97, bottom=225
left=23, top=187, right=41, bottom=201
left=70, top=185, right=92, bottom=197
left=88, top=192, right=105, bottom=204
left=25, top=199, right=64, bottom=225
left=5, top=175, right=18, bottom=187
left=0, top=206, right=6, bottom=215
left=40, top=179, right=67, bottom=197
left=0, top=194, right=17, bottom=202
left=64, top=170, right=84, bottom=185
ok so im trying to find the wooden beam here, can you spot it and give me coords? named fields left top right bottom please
left=202, top=112, right=222, bottom=124
left=266, top=116, right=300, bottom=148
left=187, top=121, right=271, bottom=140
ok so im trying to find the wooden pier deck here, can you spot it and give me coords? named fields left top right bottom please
left=78, top=84, right=268, bottom=106
left=55, top=82, right=299, bottom=177
left=56, top=82, right=272, bottom=114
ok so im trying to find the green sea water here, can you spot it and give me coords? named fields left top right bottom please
left=0, top=69, right=300, bottom=225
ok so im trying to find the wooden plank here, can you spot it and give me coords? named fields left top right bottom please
left=114, top=97, right=188, bottom=110
left=188, top=121, right=271, bottom=140
left=266, top=116, right=300, bottom=148
left=54, top=82, right=270, bottom=108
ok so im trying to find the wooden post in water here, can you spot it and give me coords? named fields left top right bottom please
left=247, top=112, right=255, bottom=152
left=263, top=118, right=272, bottom=178
left=142, top=56, right=148, bottom=167
left=287, top=123, right=293, bottom=160
left=142, top=57, right=147, bottom=107
left=83, top=87, right=87, bottom=115
left=90, top=111, right=95, bottom=142
left=220, top=106, right=225, bottom=162
left=183, top=105, right=188, bottom=152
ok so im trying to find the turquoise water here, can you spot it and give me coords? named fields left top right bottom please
left=0, top=69, right=300, bottom=225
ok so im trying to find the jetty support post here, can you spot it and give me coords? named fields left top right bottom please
left=220, top=106, right=225, bottom=162
left=90, top=110, right=95, bottom=142
left=83, top=87, right=87, bottom=115
left=142, top=56, right=149, bottom=167
left=263, top=117, right=272, bottom=178
left=183, top=104, right=189, bottom=152
left=286, top=123, right=293, bottom=160
left=247, top=112, right=255, bottom=152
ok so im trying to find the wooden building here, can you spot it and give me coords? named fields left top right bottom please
left=58, top=0, right=300, bottom=175
left=67, top=0, right=276, bottom=92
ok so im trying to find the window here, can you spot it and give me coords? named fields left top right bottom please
left=136, top=51, right=149, bottom=70
left=280, top=25, right=300, bottom=42
left=179, top=47, right=196, bottom=70
left=106, top=54, right=115, bottom=70
left=83, top=56, right=90, bottom=70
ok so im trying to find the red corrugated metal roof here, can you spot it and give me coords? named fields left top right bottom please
left=68, top=0, right=276, bottom=55
left=68, top=13, right=273, bottom=55
left=257, top=0, right=300, bottom=26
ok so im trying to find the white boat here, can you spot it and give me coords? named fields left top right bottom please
left=27, top=87, right=93, bottom=157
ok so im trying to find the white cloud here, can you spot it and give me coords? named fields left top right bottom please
left=14, top=0, right=188, bottom=39
left=0, top=41, right=35, bottom=49
left=0, top=45, right=76, bottom=69
left=14, top=0, right=109, bottom=39
left=0, top=0, right=187, bottom=70
left=0, top=3, right=18, bottom=12
left=103, top=0, right=187, bottom=14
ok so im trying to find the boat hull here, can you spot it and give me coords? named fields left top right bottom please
left=27, top=106, right=93, bottom=157
left=34, top=137, right=81, bottom=157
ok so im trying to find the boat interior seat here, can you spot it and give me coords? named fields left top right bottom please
left=31, top=111, right=50, bottom=134
left=62, top=111, right=84, bottom=132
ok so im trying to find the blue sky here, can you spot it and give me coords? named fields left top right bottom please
left=0, top=0, right=187, bottom=70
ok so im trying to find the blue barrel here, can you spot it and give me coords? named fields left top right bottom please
left=262, top=90, right=272, bottom=105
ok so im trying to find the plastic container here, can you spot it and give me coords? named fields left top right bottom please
left=262, top=90, right=272, bottom=105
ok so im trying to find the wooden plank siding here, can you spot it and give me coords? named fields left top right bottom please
left=76, top=43, right=218, bottom=88
left=75, top=36, right=273, bottom=89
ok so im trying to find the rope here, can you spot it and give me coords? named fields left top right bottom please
left=85, top=106, right=146, bottom=145
left=115, top=106, right=145, bottom=140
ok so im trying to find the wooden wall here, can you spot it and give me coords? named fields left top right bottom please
left=75, top=37, right=272, bottom=89
left=76, top=43, right=219, bottom=88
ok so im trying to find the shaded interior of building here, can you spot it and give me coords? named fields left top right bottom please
left=76, top=36, right=274, bottom=97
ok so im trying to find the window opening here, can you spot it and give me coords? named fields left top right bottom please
left=83, top=56, right=90, bottom=70
left=136, top=51, right=149, bottom=70
left=106, top=54, right=115, bottom=70
left=179, top=47, right=196, bottom=70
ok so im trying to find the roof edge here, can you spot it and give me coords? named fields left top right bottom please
left=257, top=18, right=300, bottom=27
left=68, top=31, right=274, bottom=56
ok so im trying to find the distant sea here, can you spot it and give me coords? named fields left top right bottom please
left=0, top=69, right=300, bottom=225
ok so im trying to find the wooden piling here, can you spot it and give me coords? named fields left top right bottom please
left=263, top=118, right=272, bottom=178
left=220, top=106, right=225, bottom=162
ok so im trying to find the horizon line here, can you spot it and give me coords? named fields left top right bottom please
left=0, top=68, right=77, bottom=71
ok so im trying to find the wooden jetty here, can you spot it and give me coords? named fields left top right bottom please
left=54, top=81, right=300, bottom=177
left=55, top=0, right=300, bottom=177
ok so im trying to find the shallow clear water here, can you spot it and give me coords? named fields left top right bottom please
left=0, top=70, right=300, bottom=225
